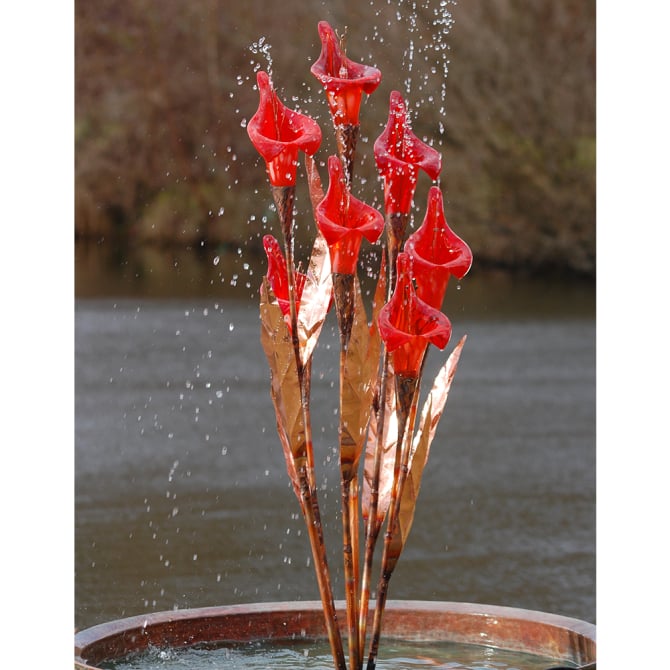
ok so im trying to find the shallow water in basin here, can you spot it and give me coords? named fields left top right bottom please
left=98, top=639, right=577, bottom=670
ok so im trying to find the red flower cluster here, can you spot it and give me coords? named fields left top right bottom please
left=248, top=25, right=472, bottom=368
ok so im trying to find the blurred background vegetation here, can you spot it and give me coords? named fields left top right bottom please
left=75, top=0, right=595, bottom=279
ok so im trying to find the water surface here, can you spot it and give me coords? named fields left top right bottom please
left=75, top=255, right=595, bottom=631
left=100, top=638, right=577, bottom=670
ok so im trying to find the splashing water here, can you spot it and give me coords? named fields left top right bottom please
left=368, top=0, right=457, bottom=137
left=249, top=36, right=273, bottom=78
left=410, top=0, right=456, bottom=127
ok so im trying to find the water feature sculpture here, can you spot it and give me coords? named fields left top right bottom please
left=248, top=20, right=472, bottom=670
left=74, top=14, right=596, bottom=670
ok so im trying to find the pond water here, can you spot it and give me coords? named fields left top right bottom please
left=75, top=246, right=595, bottom=632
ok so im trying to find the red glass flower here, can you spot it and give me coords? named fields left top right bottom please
left=263, top=234, right=307, bottom=327
left=374, top=91, right=442, bottom=215
left=310, top=21, right=382, bottom=127
left=247, top=71, right=322, bottom=187
left=404, top=186, right=473, bottom=309
left=378, top=253, right=452, bottom=376
left=316, top=155, right=385, bottom=275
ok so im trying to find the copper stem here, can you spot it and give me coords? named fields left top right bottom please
left=357, top=347, right=389, bottom=665
left=272, top=185, right=346, bottom=669
left=272, top=185, right=302, bottom=372
left=385, top=212, right=409, bottom=299
left=298, top=468, right=347, bottom=670
left=341, top=479, right=360, bottom=670
left=334, top=271, right=360, bottom=670
left=366, top=372, right=420, bottom=670
left=299, top=310, right=346, bottom=670
left=336, top=123, right=360, bottom=188
left=299, top=324, right=347, bottom=670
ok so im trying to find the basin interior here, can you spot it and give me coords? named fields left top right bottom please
left=74, top=600, right=596, bottom=669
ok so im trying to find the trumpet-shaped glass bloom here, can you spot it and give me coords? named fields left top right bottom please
left=316, top=156, right=385, bottom=274
left=247, top=71, right=322, bottom=187
left=310, top=21, right=382, bottom=127
left=374, top=91, right=441, bottom=215
left=404, top=186, right=473, bottom=309
left=378, top=253, right=452, bottom=376
left=263, top=235, right=307, bottom=327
